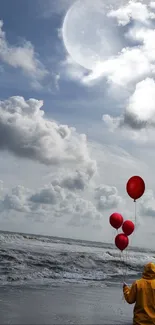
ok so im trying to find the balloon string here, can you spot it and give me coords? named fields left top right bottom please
left=121, top=251, right=127, bottom=304
left=121, top=251, right=126, bottom=283
left=119, top=251, right=125, bottom=303
left=125, top=247, right=128, bottom=280
left=122, top=249, right=128, bottom=303
left=134, top=199, right=137, bottom=226
left=124, top=250, right=128, bottom=282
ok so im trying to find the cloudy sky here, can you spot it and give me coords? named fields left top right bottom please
left=0, top=0, right=155, bottom=248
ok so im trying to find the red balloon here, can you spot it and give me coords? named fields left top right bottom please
left=115, top=233, right=129, bottom=251
left=109, top=213, right=123, bottom=229
left=122, top=220, right=134, bottom=236
left=126, top=176, right=145, bottom=200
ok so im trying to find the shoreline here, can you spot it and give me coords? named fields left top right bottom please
left=0, top=282, right=133, bottom=324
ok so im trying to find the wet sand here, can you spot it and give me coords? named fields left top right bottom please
left=0, top=283, right=133, bottom=324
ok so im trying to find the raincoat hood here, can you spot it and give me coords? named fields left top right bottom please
left=142, top=262, right=155, bottom=279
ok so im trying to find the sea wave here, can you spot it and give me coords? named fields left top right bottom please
left=0, top=231, right=154, bottom=286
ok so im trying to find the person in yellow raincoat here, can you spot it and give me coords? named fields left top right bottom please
left=123, top=262, right=155, bottom=325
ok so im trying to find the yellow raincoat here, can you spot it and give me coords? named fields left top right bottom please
left=123, top=262, right=155, bottom=325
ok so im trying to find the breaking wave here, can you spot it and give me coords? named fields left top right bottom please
left=0, top=231, right=154, bottom=286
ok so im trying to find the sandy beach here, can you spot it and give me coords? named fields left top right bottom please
left=0, top=283, right=133, bottom=324
left=0, top=231, right=147, bottom=324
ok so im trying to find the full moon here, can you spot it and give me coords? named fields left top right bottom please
left=62, top=0, right=123, bottom=71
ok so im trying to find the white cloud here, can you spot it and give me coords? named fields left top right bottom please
left=139, top=189, right=155, bottom=217
left=0, top=20, right=48, bottom=87
left=60, top=56, right=88, bottom=82
left=78, top=2, right=155, bottom=147
left=94, top=185, right=122, bottom=210
left=0, top=96, right=96, bottom=173
left=100, top=17, right=155, bottom=142
left=103, top=78, right=155, bottom=132
left=29, top=184, right=65, bottom=205
left=53, top=171, right=90, bottom=191
left=0, top=178, right=123, bottom=227
left=85, top=47, right=152, bottom=86
left=1, top=185, right=31, bottom=213
left=67, top=196, right=102, bottom=227
left=82, top=30, right=155, bottom=86
left=103, top=19, right=155, bottom=87
left=61, top=1, right=155, bottom=89
left=125, top=78, right=155, bottom=127
left=126, top=26, right=155, bottom=63
left=107, top=1, right=155, bottom=26
left=149, top=2, right=155, bottom=10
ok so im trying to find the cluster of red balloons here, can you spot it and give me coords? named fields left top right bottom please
left=109, top=213, right=134, bottom=251
left=109, top=175, right=145, bottom=252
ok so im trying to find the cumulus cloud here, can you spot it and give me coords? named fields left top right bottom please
left=30, top=184, right=65, bottom=205
left=65, top=1, right=155, bottom=143
left=51, top=165, right=97, bottom=191
left=64, top=1, right=155, bottom=88
left=61, top=172, right=87, bottom=190
left=103, top=78, right=155, bottom=131
left=107, top=1, right=155, bottom=26
left=94, top=185, right=122, bottom=210
left=0, top=20, right=48, bottom=87
left=53, top=171, right=89, bottom=191
left=0, top=96, right=96, bottom=173
left=0, top=185, right=53, bottom=220
left=111, top=20, right=155, bottom=86
left=66, top=194, right=102, bottom=218
left=60, top=56, right=88, bottom=82
left=0, top=183, right=102, bottom=225
left=0, top=178, right=122, bottom=226
left=100, top=12, right=155, bottom=139
left=67, top=197, right=102, bottom=227
left=84, top=46, right=152, bottom=86
left=0, top=186, right=31, bottom=213
left=126, top=26, right=155, bottom=63
left=83, top=22, right=155, bottom=86
left=139, top=190, right=155, bottom=217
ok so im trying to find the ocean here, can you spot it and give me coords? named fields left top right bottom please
left=0, top=231, right=154, bottom=324
left=0, top=231, right=153, bottom=286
